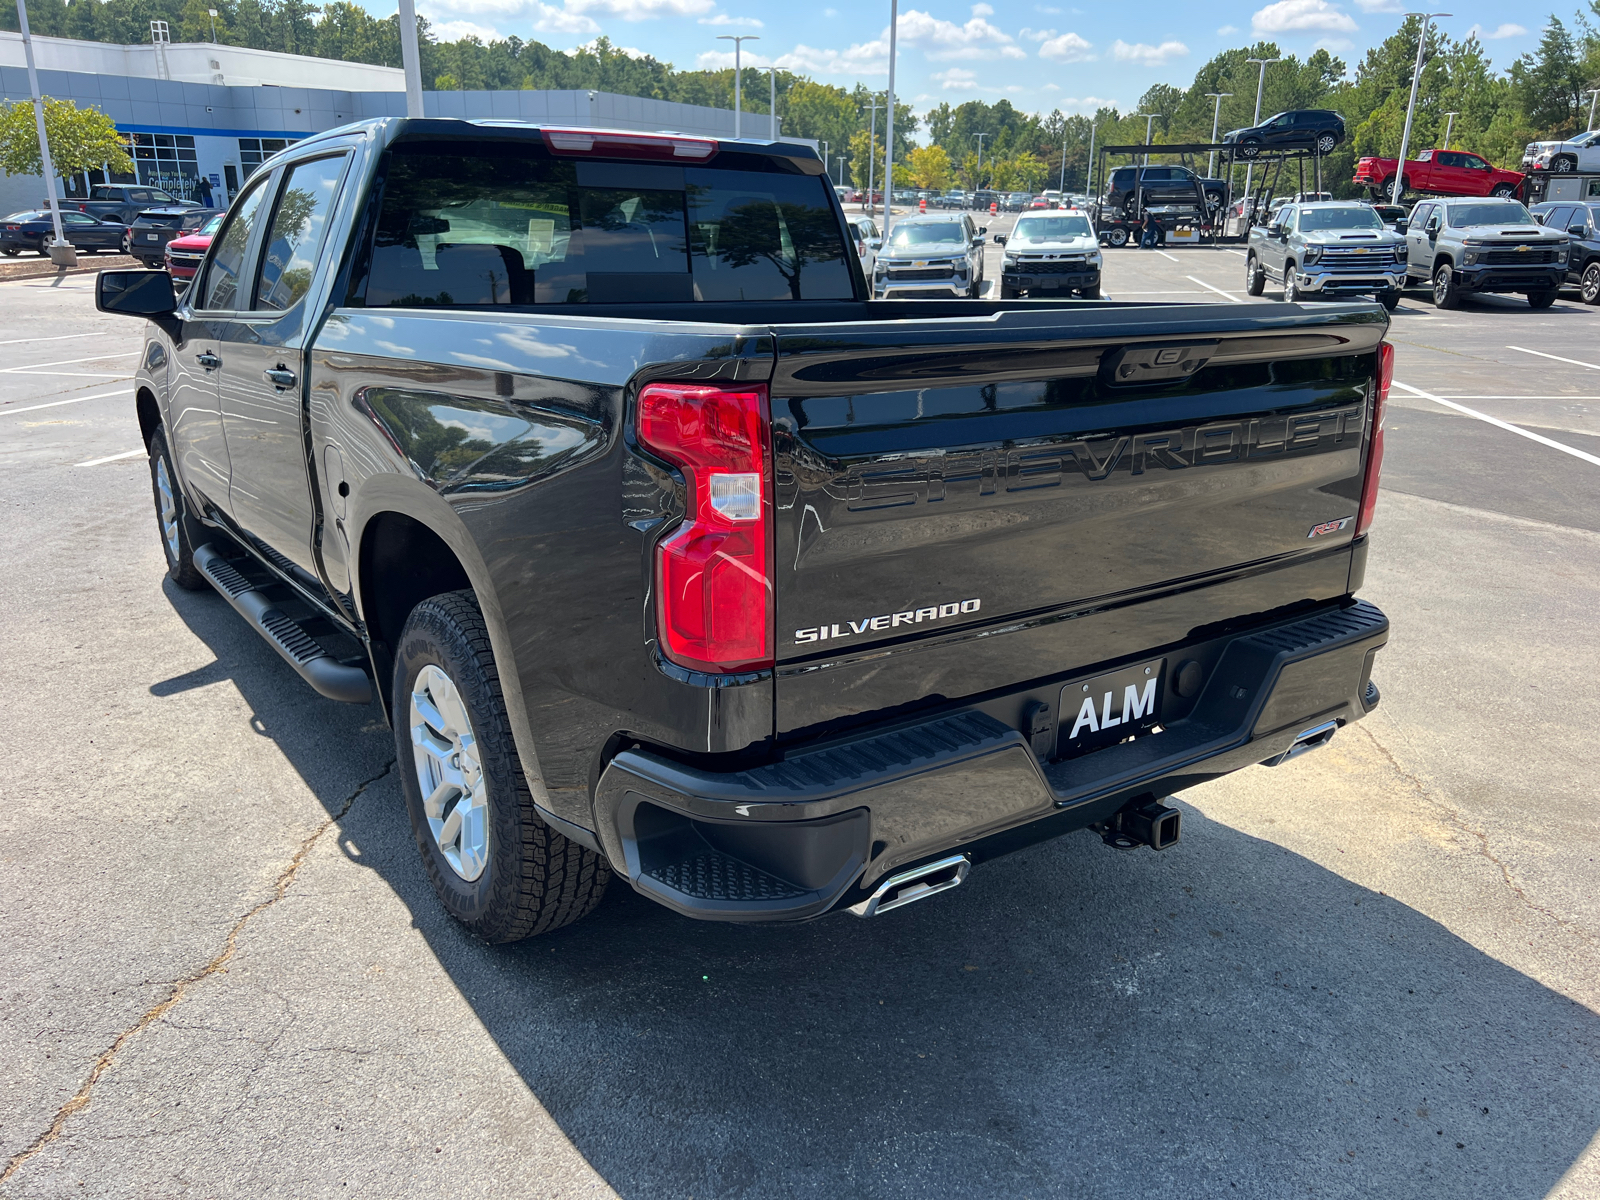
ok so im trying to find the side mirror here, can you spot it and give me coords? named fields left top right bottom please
left=994, top=234, right=1007, bottom=245
left=974, top=235, right=986, bottom=245
left=978, top=225, right=988, bottom=234
left=867, top=237, right=881, bottom=250
left=1394, top=218, right=1409, bottom=233
left=1570, top=224, right=1588, bottom=237
left=1426, top=219, right=1440, bottom=236
left=96, top=270, right=176, bottom=318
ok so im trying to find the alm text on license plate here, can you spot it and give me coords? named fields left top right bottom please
left=1057, top=658, right=1165, bottom=759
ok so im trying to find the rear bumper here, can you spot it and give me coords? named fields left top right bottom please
left=589, top=598, right=1388, bottom=923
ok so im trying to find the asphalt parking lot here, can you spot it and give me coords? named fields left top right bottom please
left=2, top=253, right=1598, bottom=1198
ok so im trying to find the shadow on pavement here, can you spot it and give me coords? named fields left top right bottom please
left=160, top=579, right=1600, bottom=1200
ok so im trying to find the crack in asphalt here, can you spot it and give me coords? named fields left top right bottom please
left=1353, top=725, right=1587, bottom=939
left=0, top=759, right=396, bottom=1185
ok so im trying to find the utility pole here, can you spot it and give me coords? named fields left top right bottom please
left=883, top=0, right=899, bottom=238
left=1205, top=92, right=1232, bottom=176
left=397, top=0, right=423, bottom=117
left=862, top=94, right=881, bottom=212
left=717, top=34, right=759, bottom=139
left=1392, top=14, right=1449, bottom=207
left=1243, top=57, right=1280, bottom=200
left=15, top=0, right=72, bottom=266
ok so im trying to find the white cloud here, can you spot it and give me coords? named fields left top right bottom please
left=1039, top=30, right=1093, bottom=61
left=823, top=6, right=837, bottom=13
left=772, top=39, right=889, bottom=74
left=1035, top=2, right=1061, bottom=10
left=1251, top=0, right=1358, bottom=35
left=933, top=67, right=980, bottom=90
left=1055, top=94, right=1119, bottom=113
left=565, top=0, right=714, bottom=19
left=429, top=18, right=504, bottom=40
left=898, top=7, right=1023, bottom=60
left=533, top=3, right=601, bottom=32
left=569, top=37, right=648, bottom=55
left=1217, top=23, right=1239, bottom=34
left=1468, top=22, right=1528, bottom=39
left=1352, top=0, right=1400, bottom=10
left=971, top=2, right=994, bottom=13
left=695, top=48, right=774, bottom=68
left=1110, top=39, right=1189, bottom=66
left=1315, top=36, right=1355, bottom=51
left=698, top=12, right=762, bottom=25
left=1020, top=26, right=1052, bottom=39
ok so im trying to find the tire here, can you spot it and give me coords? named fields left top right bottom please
left=1315, top=131, right=1338, bottom=155
left=1283, top=264, right=1301, bottom=304
left=1080, top=284, right=1101, bottom=299
left=1525, top=289, right=1557, bottom=310
left=1378, top=289, right=1401, bottom=311
left=1581, top=261, right=1600, bottom=305
left=1490, top=183, right=1516, bottom=198
left=1240, top=138, right=1261, bottom=159
left=999, top=283, right=1019, bottom=299
left=1432, top=262, right=1461, bottom=309
left=1107, top=227, right=1129, bottom=247
left=1, top=246, right=16, bottom=257
left=122, top=230, right=134, bottom=254
left=1554, top=156, right=1576, bottom=174
left=394, top=591, right=610, bottom=944
left=147, top=424, right=207, bottom=590
left=1245, top=253, right=1266, bottom=296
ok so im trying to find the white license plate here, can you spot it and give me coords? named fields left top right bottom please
left=145, top=233, right=160, bottom=240
left=1057, top=659, right=1165, bottom=759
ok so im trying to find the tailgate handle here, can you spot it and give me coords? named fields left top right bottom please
left=1101, top=340, right=1218, bottom=386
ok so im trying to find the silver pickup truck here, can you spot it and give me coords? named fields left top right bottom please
left=1245, top=201, right=1407, bottom=310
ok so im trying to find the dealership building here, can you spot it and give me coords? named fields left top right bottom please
left=0, top=30, right=780, bottom=217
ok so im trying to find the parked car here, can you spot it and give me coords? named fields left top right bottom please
left=1245, top=201, right=1407, bottom=309
left=1531, top=199, right=1600, bottom=303
left=971, top=189, right=1001, bottom=211
left=0, top=208, right=127, bottom=256
left=126, top=206, right=223, bottom=266
left=62, top=184, right=199, bottom=225
left=1522, top=130, right=1600, bottom=174
left=939, top=188, right=968, bottom=209
left=994, top=210, right=1101, bottom=298
left=1368, top=203, right=1409, bottom=228
left=163, top=213, right=223, bottom=282
left=1402, top=197, right=1568, bottom=309
left=94, top=116, right=1391, bottom=941
left=874, top=212, right=986, bottom=297
left=846, top=214, right=881, bottom=279
left=1102, top=165, right=1226, bottom=219
left=1002, top=191, right=1032, bottom=212
left=1353, top=149, right=1523, bottom=200
left=1028, top=195, right=1053, bottom=210
left=1223, top=110, right=1346, bottom=157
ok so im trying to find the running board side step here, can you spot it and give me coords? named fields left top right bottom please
left=193, top=543, right=372, bottom=704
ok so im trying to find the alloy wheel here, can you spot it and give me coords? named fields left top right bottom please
left=409, top=665, right=489, bottom=882
left=1582, top=263, right=1600, bottom=305
left=1316, top=134, right=1337, bottom=154
left=155, top=454, right=181, bottom=561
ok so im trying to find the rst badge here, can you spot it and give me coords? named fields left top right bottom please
left=1307, top=516, right=1353, bottom=539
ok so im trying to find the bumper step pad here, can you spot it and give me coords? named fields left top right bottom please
left=193, top=543, right=372, bottom=705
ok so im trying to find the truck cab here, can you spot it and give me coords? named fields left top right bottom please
left=1403, top=197, right=1569, bottom=309
left=1245, top=202, right=1407, bottom=309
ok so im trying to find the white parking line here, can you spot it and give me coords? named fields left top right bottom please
left=1153, top=249, right=1180, bottom=263
left=1186, top=275, right=1244, bottom=303
left=1223, top=249, right=1248, bottom=258
left=0, top=332, right=138, bottom=348
left=0, top=389, right=130, bottom=417
left=76, top=448, right=144, bottom=467
left=1507, top=345, right=1600, bottom=371
left=1391, top=380, right=1600, bottom=468
left=0, top=353, right=138, bottom=374
left=1436, top=395, right=1600, bottom=400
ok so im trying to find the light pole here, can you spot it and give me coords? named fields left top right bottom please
left=1086, top=121, right=1096, bottom=196
left=1392, top=14, right=1449, bottom=207
left=862, top=94, right=882, bottom=211
left=770, top=65, right=778, bottom=139
left=1142, top=112, right=1156, bottom=164
left=883, top=0, right=899, bottom=237
left=1242, top=57, right=1280, bottom=199
left=973, top=131, right=988, bottom=192
left=207, top=7, right=218, bottom=40
left=1205, top=92, right=1232, bottom=176
left=717, top=34, right=759, bottom=139
left=1586, top=89, right=1600, bottom=132
left=1441, top=110, right=1458, bottom=149
left=836, top=155, right=847, bottom=187
left=14, top=0, right=71, bottom=266
left=397, top=0, right=423, bottom=117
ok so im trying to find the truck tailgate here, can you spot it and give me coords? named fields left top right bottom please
left=770, top=303, right=1385, bottom=738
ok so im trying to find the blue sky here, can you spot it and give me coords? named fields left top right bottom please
left=397, top=0, right=1547, bottom=125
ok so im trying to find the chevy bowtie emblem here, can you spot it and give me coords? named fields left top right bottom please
left=1355, top=247, right=1369, bottom=254
left=1518, top=244, right=1529, bottom=252
left=914, top=260, right=927, bottom=266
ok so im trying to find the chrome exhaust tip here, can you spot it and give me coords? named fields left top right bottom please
left=848, top=854, right=971, bottom=918
left=1260, top=719, right=1339, bottom=767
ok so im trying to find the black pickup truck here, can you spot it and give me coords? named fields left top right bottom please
left=96, top=118, right=1392, bottom=941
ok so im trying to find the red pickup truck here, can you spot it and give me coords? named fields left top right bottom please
left=1353, top=149, right=1523, bottom=200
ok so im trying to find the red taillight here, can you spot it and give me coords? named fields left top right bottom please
left=1356, top=341, right=1392, bottom=536
left=638, top=382, right=772, bottom=673
left=541, top=127, right=718, bottom=162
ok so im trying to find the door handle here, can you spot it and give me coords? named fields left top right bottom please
left=195, top=351, right=221, bottom=369
left=263, top=367, right=297, bottom=390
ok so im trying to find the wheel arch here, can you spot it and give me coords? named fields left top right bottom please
left=135, top=386, right=161, bottom=448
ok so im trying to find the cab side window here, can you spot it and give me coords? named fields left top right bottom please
left=254, top=155, right=348, bottom=312
left=199, top=177, right=272, bottom=312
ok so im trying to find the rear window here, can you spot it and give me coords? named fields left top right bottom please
left=364, top=140, right=854, bottom=306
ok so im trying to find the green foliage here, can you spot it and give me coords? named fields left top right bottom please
left=0, top=96, right=134, bottom=177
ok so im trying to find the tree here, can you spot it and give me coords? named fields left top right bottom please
left=0, top=98, right=134, bottom=180
left=1511, top=16, right=1589, bottom=135
left=848, top=128, right=884, bottom=191
left=907, top=144, right=952, bottom=190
